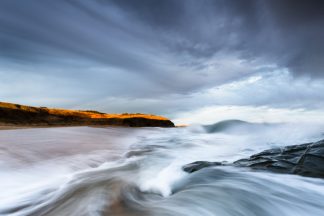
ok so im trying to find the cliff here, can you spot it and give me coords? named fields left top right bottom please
left=0, top=102, right=175, bottom=127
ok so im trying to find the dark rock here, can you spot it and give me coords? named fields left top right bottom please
left=182, top=161, right=223, bottom=173
left=183, top=139, right=324, bottom=179
left=121, top=117, right=174, bottom=127
left=234, top=140, right=324, bottom=178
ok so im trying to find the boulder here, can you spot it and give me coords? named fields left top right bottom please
left=182, top=161, right=223, bottom=173
left=234, top=140, right=324, bottom=178
left=183, top=139, right=324, bottom=179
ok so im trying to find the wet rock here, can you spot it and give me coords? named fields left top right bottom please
left=183, top=140, right=324, bottom=179
left=234, top=140, right=324, bottom=178
left=182, top=161, right=223, bottom=173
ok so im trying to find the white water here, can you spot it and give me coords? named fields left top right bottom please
left=0, top=123, right=324, bottom=216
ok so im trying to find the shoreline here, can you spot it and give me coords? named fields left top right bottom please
left=0, top=124, right=90, bottom=130
left=0, top=124, right=179, bottom=130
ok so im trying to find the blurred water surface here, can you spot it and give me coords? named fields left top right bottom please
left=0, top=124, right=324, bottom=216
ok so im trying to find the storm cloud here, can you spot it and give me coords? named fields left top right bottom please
left=0, top=0, right=323, bottom=122
left=111, top=0, right=324, bottom=77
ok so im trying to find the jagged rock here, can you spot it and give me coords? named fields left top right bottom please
left=183, top=140, right=324, bottom=179
left=234, top=140, right=324, bottom=178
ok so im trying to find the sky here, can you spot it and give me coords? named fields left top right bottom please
left=0, top=0, right=324, bottom=124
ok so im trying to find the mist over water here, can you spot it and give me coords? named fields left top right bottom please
left=0, top=122, right=324, bottom=216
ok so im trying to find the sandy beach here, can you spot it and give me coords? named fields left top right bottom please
left=0, top=126, right=142, bottom=167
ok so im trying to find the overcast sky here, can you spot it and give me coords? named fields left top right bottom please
left=0, top=0, right=323, bottom=124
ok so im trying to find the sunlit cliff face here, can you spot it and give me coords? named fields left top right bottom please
left=0, top=102, right=169, bottom=121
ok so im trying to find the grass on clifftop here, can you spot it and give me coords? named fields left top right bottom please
left=0, top=102, right=169, bottom=121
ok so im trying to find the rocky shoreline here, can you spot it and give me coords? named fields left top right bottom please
left=183, top=139, right=324, bottom=179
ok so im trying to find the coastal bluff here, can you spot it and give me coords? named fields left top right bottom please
left=0, top=102, right=175, bottom=128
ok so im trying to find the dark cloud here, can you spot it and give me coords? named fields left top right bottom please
left=262, top=0, right=324, bottom=76
left=0, top=0, right=323, bottom=114
left=109, top=0, right=324, bottom=76
left=108, top=0, right=185, bottom=28
left=1, top=0, right=323, bottom=77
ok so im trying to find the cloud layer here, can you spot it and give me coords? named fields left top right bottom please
left=0, top=0, right=323, bottom=123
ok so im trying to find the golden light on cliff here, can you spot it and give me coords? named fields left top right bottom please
left=0, top=102, right=169, bottom=121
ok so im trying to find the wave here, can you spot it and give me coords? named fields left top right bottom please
left=2, top=159, right=324, bottom=216
left=203, top=119, right=277, bottom=134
